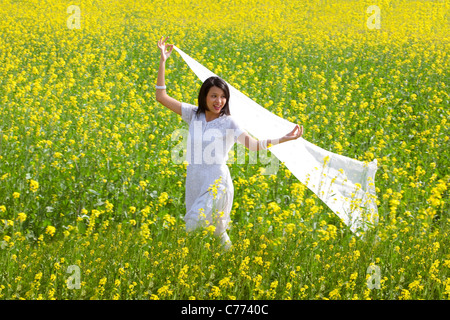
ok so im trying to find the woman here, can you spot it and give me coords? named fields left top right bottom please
left=156, top=36, right=303, bottom=249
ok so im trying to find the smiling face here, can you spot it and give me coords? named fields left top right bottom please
left=205, top=86, right=227, bottom=117
left=197, top=76, right=231, bottom=119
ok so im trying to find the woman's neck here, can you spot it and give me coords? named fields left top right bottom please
left=204, top=110, right=221, bottom=122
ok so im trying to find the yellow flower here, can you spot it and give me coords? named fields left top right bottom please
left=205, top=224, right=216, bottom=235
left=408, top=278, right=424, bottom=292
left=157, top=285, right=172, bottom=297
left=285, top=223, right=296, bottom=234
left=99, top=277, right=107, bottom=286
left=17, top=212, right=27, bottom=222
left=399, top=289, right=411, bottom=300
left=158, top=192, right=169, bottom=205
left=209, top=286, right=221, bottom=298
left=270, top=280, right=278, bottom=289
left=34, top=272, right=43, bottom=281
left=329, top=288, right=341, bottom=300
left=29, top=179, right=39, bottom=193
left=45, top=225, right=56, bottom=237
left=105, top=200, right=114, bottom=213
left=163, top=214, right=176, bottom=228
left=219, top=276, right=234, bottom=289
left=91, top=209, right=101, bottom=218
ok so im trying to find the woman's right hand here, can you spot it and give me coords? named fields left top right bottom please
left=158, top=36, right=174, bottom=61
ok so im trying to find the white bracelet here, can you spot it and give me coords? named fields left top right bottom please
left=155, top=85, right=166, bottom=90
left=259, top=139, right=268, bottom=150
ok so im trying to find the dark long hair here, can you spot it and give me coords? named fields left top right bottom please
left=196, top=76, right=231, bottom=117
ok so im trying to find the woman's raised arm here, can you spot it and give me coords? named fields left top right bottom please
left=155, top=36, right=182, bottom=115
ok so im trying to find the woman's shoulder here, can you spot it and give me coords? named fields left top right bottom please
left=181, top=102, right=199, bottom=123
left=182, top=102, right=198, bottom=111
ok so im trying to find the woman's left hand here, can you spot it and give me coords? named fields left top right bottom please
left=282, top=124, right=303, bottom=142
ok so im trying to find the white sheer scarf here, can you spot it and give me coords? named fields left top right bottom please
left=173, top=46, right=379, bottom=234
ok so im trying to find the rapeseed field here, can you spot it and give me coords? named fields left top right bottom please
left=0, top=0, right=448, bottom=300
